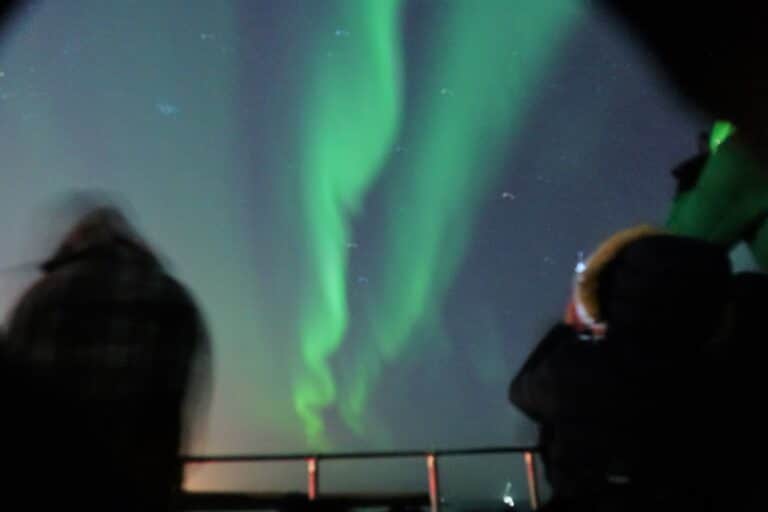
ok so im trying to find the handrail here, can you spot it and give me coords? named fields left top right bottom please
left=182, top=445, right=542, bottom=511
left=182, top=445, right=539, bottom=463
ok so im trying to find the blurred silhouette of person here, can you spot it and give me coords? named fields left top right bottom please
left=2, top=196, right=211, bottom=510
left=510, top=226, right=732, bottom=511
left=665, top=121, right=768, bottom=269
left=601, top=3, right=768, bottom=275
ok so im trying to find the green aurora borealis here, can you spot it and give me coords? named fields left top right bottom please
left=294, top=0, right=578, bottom=447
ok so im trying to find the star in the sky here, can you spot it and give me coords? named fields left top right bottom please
left=575, top=251, right=587, bottom=273
left=156, top=101, right=181, bottom=116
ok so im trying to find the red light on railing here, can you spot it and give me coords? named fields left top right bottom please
left=426, top=453, right=440, bottom=512
left=307, top=457, right=318, bottom=500
left=524, top=451, right=540, bottom=510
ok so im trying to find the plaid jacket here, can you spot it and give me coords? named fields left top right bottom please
left=2, top=236, right=210, bottom=510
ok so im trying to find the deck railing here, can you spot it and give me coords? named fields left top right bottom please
left=182, top=445, right=541, bottom=511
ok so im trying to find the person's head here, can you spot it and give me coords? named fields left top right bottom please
left=596, top=234, right=731, bottom=344
left=572, top=226, right=732, bottom=346
left=39, top=191, right=153, bottom=271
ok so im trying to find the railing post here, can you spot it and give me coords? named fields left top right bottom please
left=426, top=453, right=441, bottom=512
left=307, top=456, right=319, bottom=501
left=524, top=451, right=540, bottom=510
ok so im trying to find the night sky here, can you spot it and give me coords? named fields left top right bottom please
left=0, top=0, right=719, bottom=504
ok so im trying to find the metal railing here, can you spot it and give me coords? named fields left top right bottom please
left=183, top=445, right=541, bottom=511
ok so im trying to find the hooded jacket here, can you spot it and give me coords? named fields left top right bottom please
left=2, top=207, right=210, bottom=511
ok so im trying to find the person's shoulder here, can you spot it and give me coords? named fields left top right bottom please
left=149, top=272, right=201, bottom=316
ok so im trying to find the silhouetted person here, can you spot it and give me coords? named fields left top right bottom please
left=510, top=229, right=732, bottom=511
left=704, top=272, right=768, bottom=511
left=2, top=203, right=210, bottom=511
